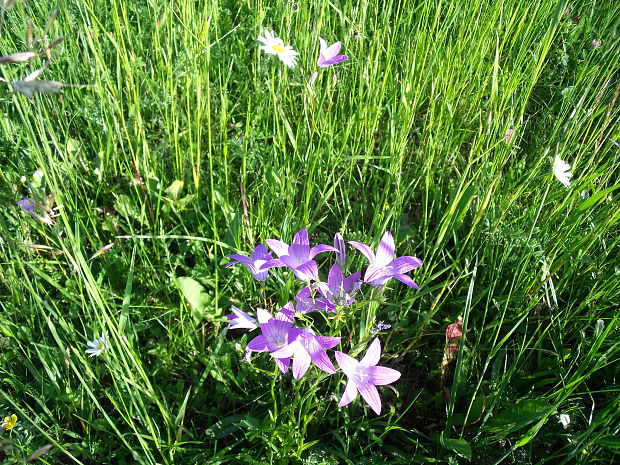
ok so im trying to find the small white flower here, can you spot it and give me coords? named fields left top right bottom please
left=257, top=29, right=298, bottom=68
left=85, top=331, right=110, bottom=357
left=553, top=155, right=573, bottom=188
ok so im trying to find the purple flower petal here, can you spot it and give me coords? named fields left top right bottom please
left=293, top=229, right=309, bottom=246
left=375, top=232, right=395, bottom=267
left=334, top=233, right=346, bottom=268
left=309, top=243, right=339, bottom=259
left=226, top=305, right=257, bottom=330
left=247, top=335, right=268, bottom=352
left=288, top=243, right=311, bottom=267
left=275, top=302, right=295, bottom=322
left=17, top=197, right=35, bottom=211
left=323, top=40, right=342, bottom=57
left=251, top=244, right=271, bottom=261
left=292, top=346, right=312, bottom=379
left=225, top=254, right=252, bottom=267
left=361, top=338, right=382, bottom=366
left=390, top=256, right=423, bottom=273
left=259, top=258, right=286, bottom=270
left=265, top=239, right=290, bottom=257
left=275, top=357, right=290, bottom=374
left=338, top=379, right=358, bottom=407
left=368, top=365, right=401, bottom=386
left=291, top=260, right=318, bottom=281
left=318, top=55, right=348, bottom=68
left=256, top=308, right=272, bottom=323
left=348, top=241, right=376, bottom=263
left=343, top=272, right=362, bottom=292
left=308, top=346, right=336, bottom=374
left=335, top=350, right=358, bottom=377
left=393, top=273, right=419, bottom=288
left=328, top=264, right=343, bottom=297
left=316, top=336, right=341, bottom=349
left=357, top=383, right=382, bottom=415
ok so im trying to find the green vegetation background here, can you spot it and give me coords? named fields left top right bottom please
left=0, top=0, right=618, bottom=463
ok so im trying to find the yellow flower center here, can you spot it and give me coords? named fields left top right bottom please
left=98, top=343, right=106, bottom=351
left=272, top=44, right=285, bottom=53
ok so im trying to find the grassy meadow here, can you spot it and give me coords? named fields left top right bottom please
left=1, top=0, right=619, bottom=463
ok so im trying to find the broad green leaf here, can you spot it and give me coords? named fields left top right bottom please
left=486, top=399, right=553, bottom=436
left=175, top=276, right=213, bottom=321
left=440, top=435, right=472, bottom=460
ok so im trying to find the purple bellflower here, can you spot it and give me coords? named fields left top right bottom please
left=371, top=321, right=392, bottom=333
left=318, top=37, right=349, bottom=68
left=262, top=229, right=338, bottom=281
left=226, top=305, right=257, bottom=330
left=297, top=264, right=361, bottom=313
left=349, top=231, right=422, bottom=288
left=270, top=328, right=341, bottom=379
left=226, top=305, right=272, bottom=331
left=335, top=338, right=401, bottom=415
left=334, top=232, right=346, bottom=269
left=273, top=302, right=295, bottom=323
left=247, top=318, right=301, bottom=374
left=17, top=197, right=35, bottom=211
left=226, top=244, right=273, bottom=281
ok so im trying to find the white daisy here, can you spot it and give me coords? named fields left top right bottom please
left=257, top=29, right=298, bottom=68
left=85, top=331, right=110, bottom=357
left=553, top=155, right=573, bottom=188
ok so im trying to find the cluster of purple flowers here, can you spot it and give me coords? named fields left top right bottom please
left=225, top=229, right=422, bottom=415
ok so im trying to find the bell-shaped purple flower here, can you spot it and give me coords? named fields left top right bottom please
left=335, top=338, right=401, bottom=415
left=270, top=328, right=341, bottom=379
left=246, top=317, right=301, bottom=374
left=296, top=265, right=361, bottom=314
left=261, top=229, right=338, bottom=281
left=349, top=231, right=422, bottom=288
left=226, top=244, right=273, bottom=281
left=226, top=306, right=271, bottom=331
left=334, top=232, right=346, bottom=269
left=17, top=197, right=35, bottom=211
left=226, top=305, right=257, bottom=330
left=318, top=37, right=349, bottom=68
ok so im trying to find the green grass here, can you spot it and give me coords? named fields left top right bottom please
left=1, top=0, right=619, bottom=463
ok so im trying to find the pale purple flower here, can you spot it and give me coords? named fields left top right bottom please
left=318, top=37, right=349, bottom=68
left=270, top=328, right=340, bottom=379
left=349, top=231, right=422, bottom=288
left=334, top=232, right=346, bottom=268
left=226, top=305, right=257, bottom=330
left=262, top=229, right=338, bottom=281
left=226, top=244, right=273, bottom=281
left=246, top=318, right=301, bottom=373
left=296, top=265, right=361, bottom=313
left=592, top=39, right=602, bottom=48
left=335, top=338, right=401, bottom=415
left=17, top=197, right=35, bottom=211
left=274, top=302, right=295, bottom=323
left=371, top=321, right=392, bottom=333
